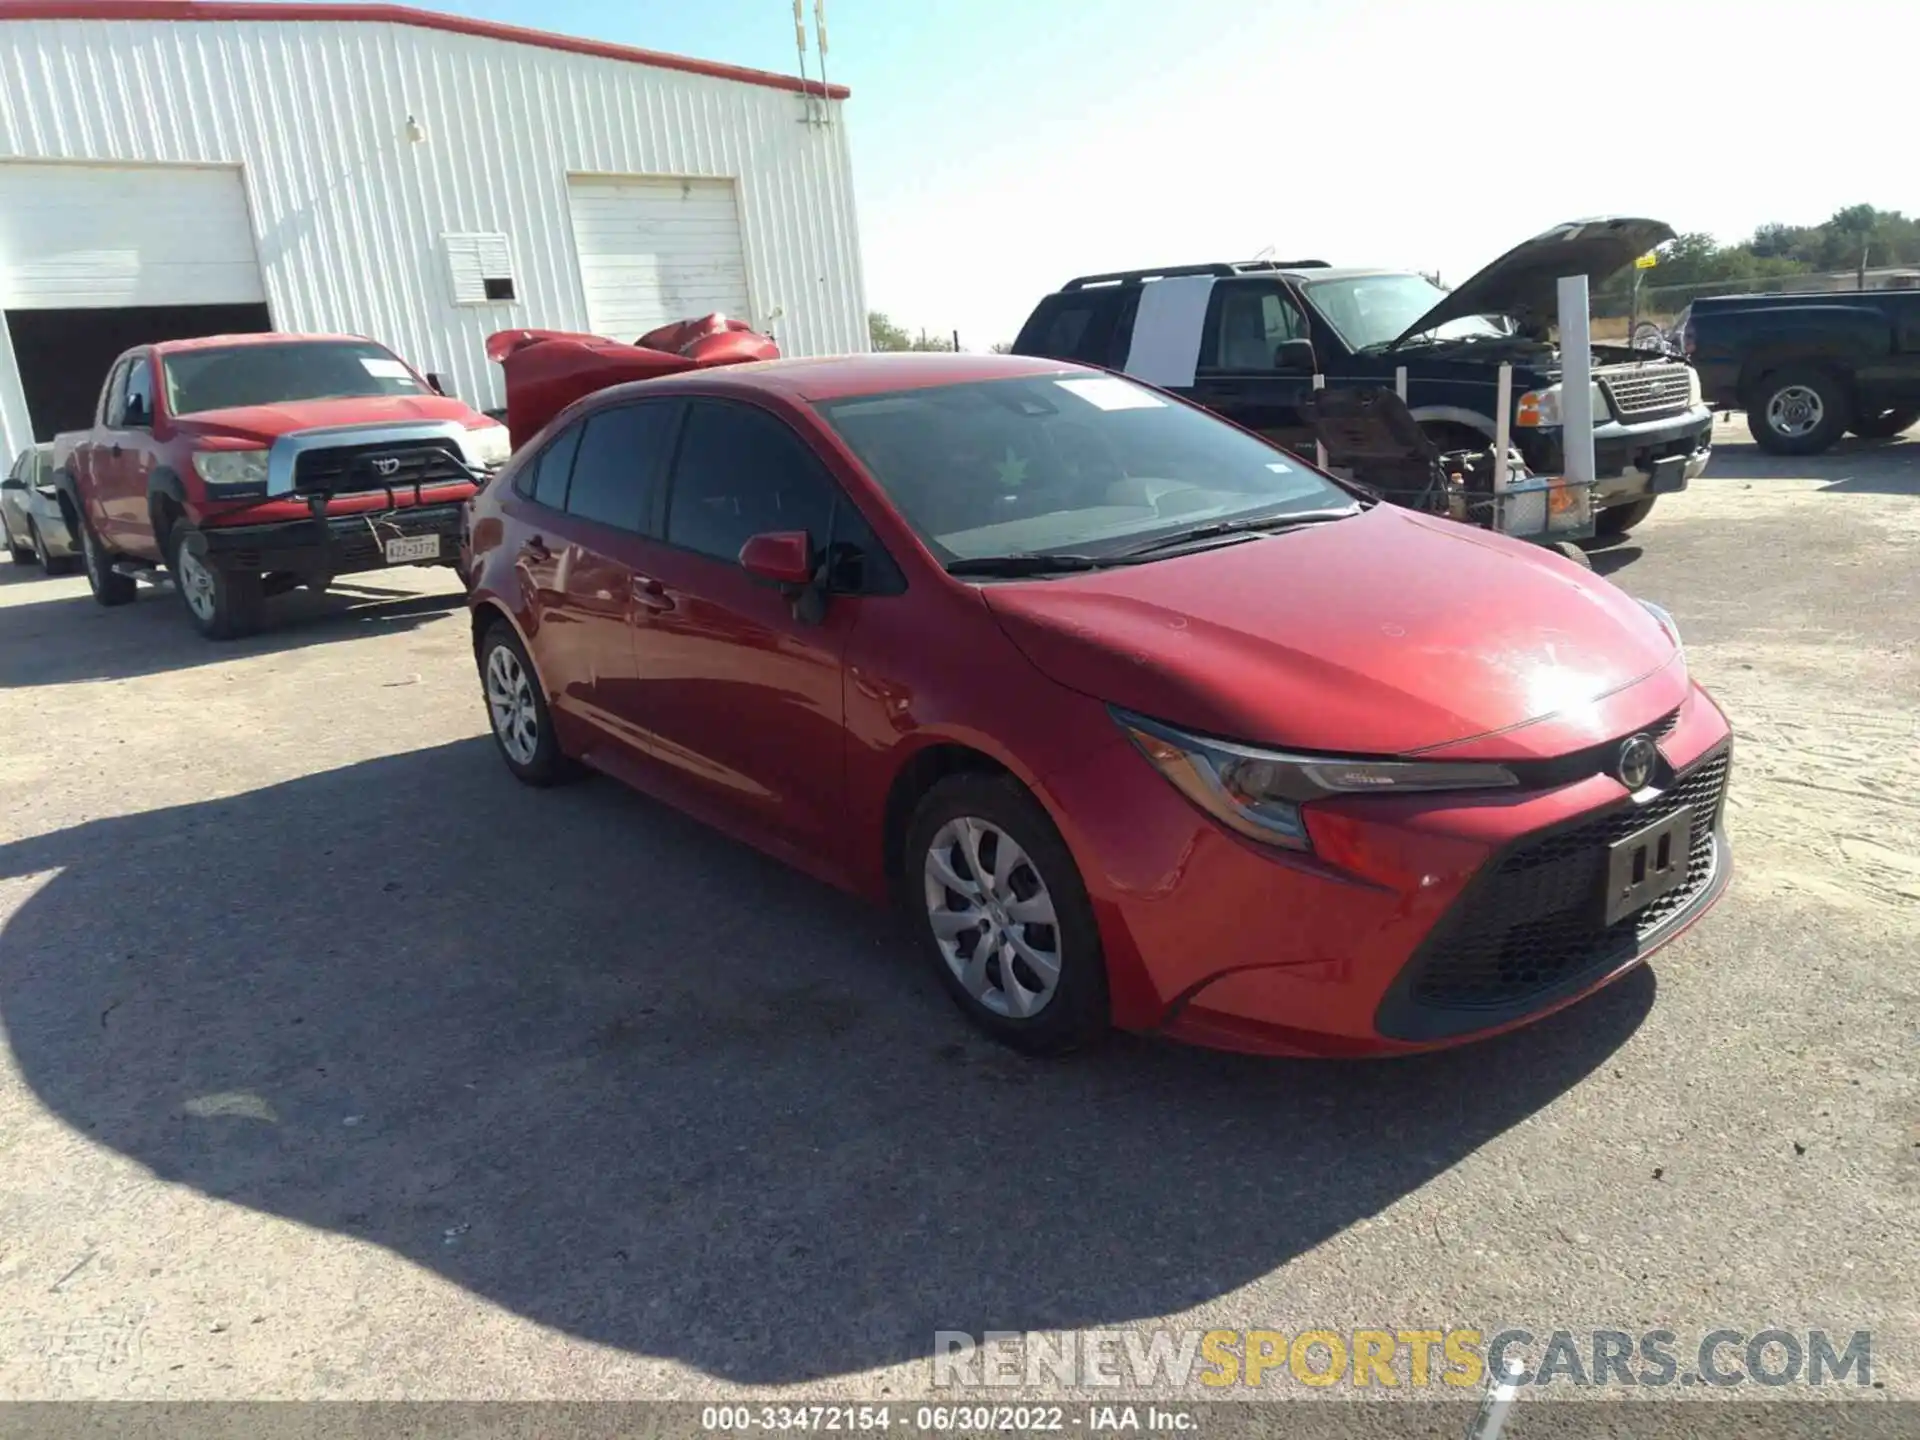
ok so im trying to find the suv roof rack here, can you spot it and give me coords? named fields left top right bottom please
left=1062, top=259, right=1330, bottom=290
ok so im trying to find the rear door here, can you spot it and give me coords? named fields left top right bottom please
left=509, top=401, right=678, bottom=763
left=1184, top=279, right=1318, bottom=457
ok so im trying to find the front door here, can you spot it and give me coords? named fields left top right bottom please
left=1184, top=279, right=1319, bottom=460
left=623, top=397, right=858, bottom=863
left=109, top=351, right=162, bottom=558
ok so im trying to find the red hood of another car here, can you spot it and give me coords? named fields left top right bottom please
left=171, top=394, right=488, bottom=443
left=983, top=505, right=1682, bottom=756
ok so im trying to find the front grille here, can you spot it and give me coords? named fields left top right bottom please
left=1402, top=747, right=1729, bottom=1014
left=293, top=438, right=472, bottom=495
left=1649, top=706, right=1681, bottom=743
left=1597, top=363, right=1693, bottom=421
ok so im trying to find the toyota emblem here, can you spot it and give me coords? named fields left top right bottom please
left=371, top=456, right=403, bottom=478
left=1617, top=734, right=1658, bottom=791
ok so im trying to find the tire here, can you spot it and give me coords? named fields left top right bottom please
left=1848, top=406, right=1919, bottom=441
left=1746, top=367, right=1851, bottom=455
left=1596, top=497, right=1657, bottom=537
left=170, top=527, right=263, bottom=639
left=78, top=513, right=137, bottom=607
left=477, top=620, right=579, bottom=786
left=905, top=772, right=1109, bottom=1055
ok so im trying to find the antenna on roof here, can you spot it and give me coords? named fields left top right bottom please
left=814, top=1, right=833, bottom=128
left=1252, top=244, right=1276, bottom=262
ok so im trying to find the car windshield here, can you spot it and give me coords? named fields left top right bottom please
left=1305, top=273, right=1507, bottom=351
left=163, top=341, right=428, bottom=416
left=814, top=373, right=1352, bottom=563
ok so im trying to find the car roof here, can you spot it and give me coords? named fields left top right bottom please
left=1056, top=264, right=1402, bottom=293
left=621, top=351, right=1090, bottom=403
left=150, top=333, right=387, bottom=354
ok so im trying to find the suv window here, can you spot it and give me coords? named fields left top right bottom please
left=1201, top=282, right=1308, bottom=371
left=519, top=422, right=583, bottom=510
left=666, top=401, right=838, bottom=564
left=564, top=402, right=677, bottom=531
left=102, top=359, right=130, bottom=427
left=122, top=355, right=156, bottom=426
left=1014, top=290, right=1139, bottom=367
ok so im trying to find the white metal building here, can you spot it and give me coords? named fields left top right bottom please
left=0, top=1, right=866, bottom=458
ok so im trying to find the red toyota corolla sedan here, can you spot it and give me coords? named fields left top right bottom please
left=463, top=353, right=1731, bottom=1057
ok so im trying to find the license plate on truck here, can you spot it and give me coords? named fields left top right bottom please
left=385, top=535, right=440, bottom=564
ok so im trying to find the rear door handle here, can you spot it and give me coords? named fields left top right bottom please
left=631, top=575, right=674, bottom=612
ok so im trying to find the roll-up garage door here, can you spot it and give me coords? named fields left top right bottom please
left=567, top=175, right=752, bottom=342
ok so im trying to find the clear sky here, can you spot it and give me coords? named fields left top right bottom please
left=313, top=0, right=1909, bottom=347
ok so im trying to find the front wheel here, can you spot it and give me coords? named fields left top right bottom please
left=1747, top=367, right=1851, bottom=455
left=171, top=528, right=262, bottom=639
left=906, top=773, right=1109, bottom=1055
left=1849, top=406, right=1919, bottom=441
left=1597, top=496, right=1657, bottom=537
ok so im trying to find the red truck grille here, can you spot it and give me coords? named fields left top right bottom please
left=293, top=438, right=472, bottom=495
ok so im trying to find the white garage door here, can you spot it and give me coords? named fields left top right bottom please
left=0, top=162, right=265, bottom=309
left=567, top=175, right=752, bottom=342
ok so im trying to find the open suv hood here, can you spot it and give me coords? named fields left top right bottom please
left=1390, top=217, right=1674, bottom=348
left=487, top=314, right=778, bottom=447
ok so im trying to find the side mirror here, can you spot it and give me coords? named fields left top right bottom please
left=739, top=530, right=815, bottom=587
left=1275, top=338, right=1317, bottom=372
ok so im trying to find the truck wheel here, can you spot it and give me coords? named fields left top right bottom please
left=1746, top=367, right=1850, bottom=455
left=79, top=515, right=137, bottom=606
left=1597, top=497, right=1657, bottom=537
left=1849, top=406, right=1919, bottom=441
left=171, top=528, right=263, bottom=639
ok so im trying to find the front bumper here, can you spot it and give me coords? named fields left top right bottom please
left=1515, top=405, right=1714, bottom=508
left=199, top=502, right=467, bottom=577
left=1040, top=677, right=1734, bottom=1058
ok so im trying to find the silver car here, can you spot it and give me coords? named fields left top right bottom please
left=2, top=443, right=78, bottom=573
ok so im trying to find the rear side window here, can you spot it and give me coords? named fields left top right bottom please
left=565, top=402, right=677, bottom=532
left=666, top=401, right=838, bottom=563
left=1014, top=290, right=1138, bottom=367
left=102, top=359, right=130, bottom=427
left=1201, top=282, right=1310, bottom=371
left=520, top=422, right=583, bottom=509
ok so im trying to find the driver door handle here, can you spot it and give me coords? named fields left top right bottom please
left=523, top=534, right=551, bottom=562
left=631, top=575, right=674, bottom=613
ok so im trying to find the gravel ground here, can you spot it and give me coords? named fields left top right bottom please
left=0, top=419, right=1914, bottom=1407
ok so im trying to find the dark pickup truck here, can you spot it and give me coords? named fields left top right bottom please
left=1679, top=289, right=1920, bottom=454
left=1013, top=218, right=1714, bottom=537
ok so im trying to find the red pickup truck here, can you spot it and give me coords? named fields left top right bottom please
left=52, top=332, right=510, bottom=638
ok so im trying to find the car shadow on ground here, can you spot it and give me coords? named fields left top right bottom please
left=1703, top=433, right=1920, bottom=494
left=0, top=738, right=1655, bottom=1383
left=0, top=576, right=466, bottom=686
left=1585, top=542, right=1643, bottom=578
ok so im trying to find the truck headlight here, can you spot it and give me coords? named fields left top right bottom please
left=464, top=422, right=511, bottom=471
left=1686, top=367, right=1703, bottom=408
left=1514, top=383, right=1612, bottom=428
left=191, top=448, right=270, bottom=493
left=1114, top=709, right=1518, bottom=852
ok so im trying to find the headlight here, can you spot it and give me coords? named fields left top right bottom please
left=1636, top=597, right=1684, bottom=660
left=191, top=448, right=269, bottom=493
left=464, top=423, right=511, bottom=470
left=1686, top=366, right=1703, bottom=408
left=1514, top=382, right=1611, bottom=427
left=1115, top=709, right=1518, bottom=852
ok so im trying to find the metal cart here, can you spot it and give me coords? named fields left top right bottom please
left=1299, top=386, right=1596, bottom=564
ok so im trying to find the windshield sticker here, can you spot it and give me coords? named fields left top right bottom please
left=1054, top=377, right=1166, bottom=411
left=360, top=357, right=414, bottom=379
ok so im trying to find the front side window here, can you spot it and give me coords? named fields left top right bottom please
left=102, top=359, right=130, bottom=427
left=816, top=373, right=1351, bottom=562
left=163, top=341, right=428, bottom=416
left=665, top=401, right=838, bottom=563
left=1204, top=283, right=1310, bottom=371
left=520, top=422, right=583, bottom=510
left=564, top=403, right=677, bottom=531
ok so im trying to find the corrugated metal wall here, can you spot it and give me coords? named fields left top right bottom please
left=0, top=14, right=867, bottom=456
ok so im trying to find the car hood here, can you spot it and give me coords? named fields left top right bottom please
left=171, top=394, right=487, bottom=443
left=982, top=505, right=1680, bottom=756
left=1390, top=217, right=1674, bottom=349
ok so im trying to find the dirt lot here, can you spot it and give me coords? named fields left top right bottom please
left=0, top=419, right=1915, bottom=1404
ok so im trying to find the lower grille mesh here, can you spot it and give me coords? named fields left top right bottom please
left=1407, top=749, right=1729, bottom=1012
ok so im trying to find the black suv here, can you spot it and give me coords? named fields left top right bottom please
left=1012, top=218, right=1715, bottom=537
